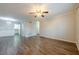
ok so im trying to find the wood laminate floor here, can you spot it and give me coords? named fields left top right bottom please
left=0, top=36, right=79, bottom=55
left=17, top=36, right=79, bottom=55
left=0, top=36, right=21, bottom=55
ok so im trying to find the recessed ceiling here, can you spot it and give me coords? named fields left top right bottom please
left=0, top=3, right=77, bottom=22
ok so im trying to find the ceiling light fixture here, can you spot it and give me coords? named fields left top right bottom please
left=29, top=5, right=48, bottom=17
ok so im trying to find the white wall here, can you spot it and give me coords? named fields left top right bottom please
left=76, top=8, right=79, bottom=50
left=0, top=20, right=37, bottom=38
left=0, top=21, right=14, bottom=37
left=40, top=11, right=76, bottom=43
left=21, top=21, right=37, bottom=37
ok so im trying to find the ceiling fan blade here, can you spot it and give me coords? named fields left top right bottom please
left=29, top=12, right=36, bottom=14
left=34, top=15, right=37, bottom=17
left=41, top=15, right=44, bottom=17
left=43, top=11, right=48, bottom=13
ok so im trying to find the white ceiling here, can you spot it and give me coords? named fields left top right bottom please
left=0, top=3, right=77, bottom=23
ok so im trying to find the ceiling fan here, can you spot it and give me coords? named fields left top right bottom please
left=29, top=10, right=48, bottom=17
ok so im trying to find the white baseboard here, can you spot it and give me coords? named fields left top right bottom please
left=40, top=35, right=76, bottom=44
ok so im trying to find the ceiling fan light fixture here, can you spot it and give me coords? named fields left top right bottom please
left=29, top=5, right=48, bottom=17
